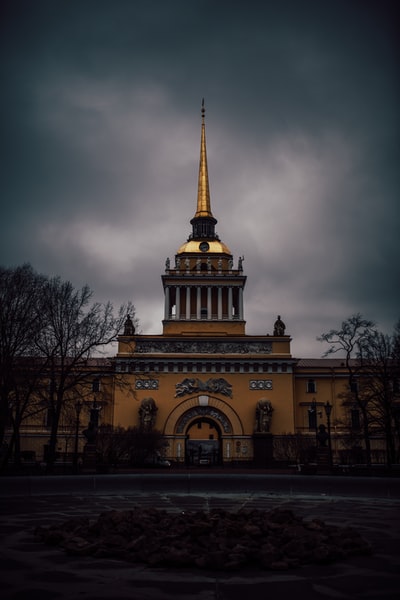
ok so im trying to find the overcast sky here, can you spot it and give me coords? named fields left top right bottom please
left=1, top=0, right=399, bottom=357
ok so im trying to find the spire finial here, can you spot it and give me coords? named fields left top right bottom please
left=194, top=99, right=213, bottom=218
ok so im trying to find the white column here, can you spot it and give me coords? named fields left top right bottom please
left=239, top=287, right=244, bottom=320
left=164, top=286, right=170, bottom=320
left=228, top=287, right=233, bottom=320
left=176, top=286, right=180, bottom=319
left=218, top=287, right=222, bottom=320
left=186, top=286, right=191, bottom=319
left=196, top=286, right=201, bottom=319
left=207, top=287, right=212, bottom=319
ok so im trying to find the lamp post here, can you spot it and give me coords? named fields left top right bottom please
left=324, top=401, right=333, bottom=469
left=308, top=398, right=318, bottom=444
left=307, top=398, right=319, bottom=466
left=90, top=398, right=101, bottom=428
left=73, top=401, right=83, bottom=473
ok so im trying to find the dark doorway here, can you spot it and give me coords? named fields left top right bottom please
left=185, top=417, right=222, bottom=466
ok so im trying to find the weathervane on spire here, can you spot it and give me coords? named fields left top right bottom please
left=201, top=98, right=205, bottom=119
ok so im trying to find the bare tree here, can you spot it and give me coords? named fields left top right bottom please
left=6, top=358, right=47, bottom=465
left=0, top=264, right=45, bottom=454
left=318, top=314, right=376, bottom=468
left=358, top=327, right=400, bottom=466
left=96, top=425, right=166, bottom=469
left=33, top=276, right=135, bottom=469
left=0, top=265, right=137, bottom=470
left=273, top=433, right=315, bottom=465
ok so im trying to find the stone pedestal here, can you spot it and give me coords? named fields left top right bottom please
left=252, top=433, right=273, bottom=468
left=316, top=446, right=330, bottom=473
left=82, top=443, right=97, bottom=473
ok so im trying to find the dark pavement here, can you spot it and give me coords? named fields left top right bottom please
left=1, top=472, right=400, bottom=599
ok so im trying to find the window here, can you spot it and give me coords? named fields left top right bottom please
left=308, top=406, right=317, bottom=430
left=92, top=379, right=100, bottom=392
left=307, top=379, right=316, bottom=393
left=350, top=379, right=358, bottom=394
left=351, top=409, right=360, bottom=430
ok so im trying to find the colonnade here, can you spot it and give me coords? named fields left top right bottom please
left=164, top=284, right=244, bottom=321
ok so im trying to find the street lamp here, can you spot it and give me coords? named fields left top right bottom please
left=308, top=398, right=318, bottom=444
left=90, top=398, right=101, bottom=428
left=73, top=401, right=83, bottom=473
left=324, top=401, right=333, bottom=469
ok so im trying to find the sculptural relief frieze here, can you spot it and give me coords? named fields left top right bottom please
left=135, top=340, right=272, bottom=354
left=176, top=406, right=231, bottom=434
left=175, top=377, right=232, bottom=398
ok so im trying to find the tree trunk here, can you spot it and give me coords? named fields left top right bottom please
left=47, top=396, right=63, bottom=470
left=361, top=406, right=372, bottom=469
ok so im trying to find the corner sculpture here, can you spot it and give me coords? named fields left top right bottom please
left=139, top=397, right=158, bottom=430
left=123, top=314, right=135, bottom=336
left=255, top=399, right=273, bottom=433
left=273, top=315, right=286, bottom=336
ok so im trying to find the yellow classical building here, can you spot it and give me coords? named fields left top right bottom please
left=8, top=106, right=390, bottom=470
left=109, top=106, right=370, bottom=468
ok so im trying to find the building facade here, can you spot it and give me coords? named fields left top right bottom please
left=7, top=107, right=392, bottom=470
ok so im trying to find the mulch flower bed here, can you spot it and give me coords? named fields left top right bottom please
left=34, top=507, right=372, bottom=571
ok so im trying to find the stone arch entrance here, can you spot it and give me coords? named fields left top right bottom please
left=185, top=416, right=222, bottom=466
left=164, top=396, right=243, bottom=466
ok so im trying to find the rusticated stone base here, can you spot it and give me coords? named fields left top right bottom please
left=81, top=444, right=97, bottom=473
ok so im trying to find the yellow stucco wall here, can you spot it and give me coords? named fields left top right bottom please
left=112, top=367, right=295, bottom=461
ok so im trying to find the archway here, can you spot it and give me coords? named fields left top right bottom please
left=185, top=416, right=222, bottom=466
left=164, top=396, right=243, bottom=466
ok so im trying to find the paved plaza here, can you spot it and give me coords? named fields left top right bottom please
left=0, top=473, right=400, bottom=599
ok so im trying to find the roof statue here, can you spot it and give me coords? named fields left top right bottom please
left=123, top=314, right=135, bottom=336
left=273, top=315, right=286, bottom=336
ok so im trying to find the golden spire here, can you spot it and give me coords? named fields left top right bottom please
left=195, top=99, right=213, bottom=218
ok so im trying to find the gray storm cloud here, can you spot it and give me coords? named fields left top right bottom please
left=1, top=0, right=398, bottom=357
